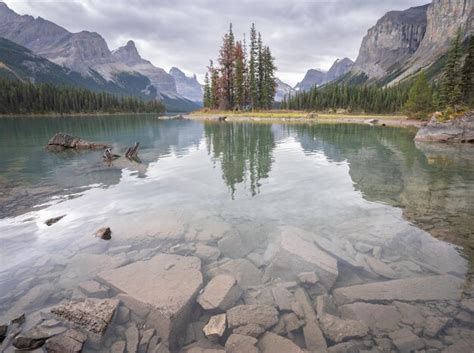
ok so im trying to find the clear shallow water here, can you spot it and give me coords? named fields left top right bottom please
left=1, top=116, right=474, bottom=351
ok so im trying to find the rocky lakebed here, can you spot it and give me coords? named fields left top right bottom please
left=0, top=221, right=473, bottom=353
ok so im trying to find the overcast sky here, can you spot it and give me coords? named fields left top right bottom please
left=5, top=0, right=429, bottom=86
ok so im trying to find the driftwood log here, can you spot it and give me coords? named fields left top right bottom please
left=103, top=148, right=120, bottom=162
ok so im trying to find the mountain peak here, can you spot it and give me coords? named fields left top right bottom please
left=0, top=1, right=15, bottom=16
left=112, top=39, right=142, bottom=64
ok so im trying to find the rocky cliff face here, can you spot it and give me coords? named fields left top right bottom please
left=296, top=57, right=354, bottom=91
left=169, top=67, right=203, bottom=102
left=353, top=4, right=429, bottom=79
left=274, top=78, right=296, bottom=101
left=392, top=0, right=473, bottom=84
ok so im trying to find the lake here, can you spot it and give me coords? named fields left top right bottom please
left=1, top=115, right=473, bottom=352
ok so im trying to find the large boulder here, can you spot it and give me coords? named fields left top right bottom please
left=333, top=274, right=464, bottom=305
left=47, top=132, right=107, bottom=150
left=265, top=226, right=338, bottom=289
left=227, top=305, right=279, bottom=337
left=197, top=274, right=242, bottom=311
left=414, top=111, right=474, bottom=143
left=51, top=298, right=118, bottom=335
left=98, top=254, right=203, bottom=347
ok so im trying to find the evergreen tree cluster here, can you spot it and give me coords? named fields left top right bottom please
left=203, top=23, right=277, bottom=111
left=281, top=83, right=409, bottom=114
left=440, top=31, right=473, bottom=110
left=0, top=79, right=165, bottom=115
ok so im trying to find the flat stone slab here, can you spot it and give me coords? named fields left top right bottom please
left=339, top=303, right=401, bottom=334
left=266, top=226, right=338, bottom=289
left=333, top=274, right=464, bottom=305
left=227, top=305, right=278, bottom=337
left=197, top=274, right=242, bottom=311
left=51, top=298, right=118, bottom=335
left=98, top=254, right=203, bottom=345
left=319, top=314, right=369, bottom=343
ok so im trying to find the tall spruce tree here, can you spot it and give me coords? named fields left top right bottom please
left=441, top=29, right=463, bottom=109
left=209, top=60, right=219, bottom=109
left=203, top=72, right=211, bottom=108
left=234, top=41, right=245, bottom=109
left=249, top=23, right=258, bottom=110
left=218, top=24, right=235, bottom=110
left=461, top=35, right=474, bottom=106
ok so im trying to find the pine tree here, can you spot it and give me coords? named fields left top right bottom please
left=461, top=35, right=474, bottom=107
left=260, top=46, right=276, bottom=109
left=218, top=23, right=235, bottom=110
left=234, top=41, right=245, bottom=109
left=441, top=29, right=463, bottom=110
left=209, top=60, right=219, bottom=109
left=249, top=23, right=258, bottom=110
left=203, top=72, right=211, bottom=108
left=404, top=72, right=432, bottom=119
left=257, top=32, right=264, bottom=108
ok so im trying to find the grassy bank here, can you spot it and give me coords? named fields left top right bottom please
left=188, top=110, right=423, bottom=127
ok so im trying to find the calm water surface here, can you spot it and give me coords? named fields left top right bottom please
left=0, top=115, right=473, bottom=351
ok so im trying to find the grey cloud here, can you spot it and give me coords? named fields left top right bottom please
left=5, top=0, right=429, bottom=85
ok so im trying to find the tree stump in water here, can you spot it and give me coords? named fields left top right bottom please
left=125, top=142, right=140, bottom=162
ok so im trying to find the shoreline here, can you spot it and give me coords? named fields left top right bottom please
left=187, top=113, right=425, bottom=128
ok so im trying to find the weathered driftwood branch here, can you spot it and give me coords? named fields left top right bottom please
left=103, top=148, right=119, bottom=162
left=125, top=142, right=140, bottom=162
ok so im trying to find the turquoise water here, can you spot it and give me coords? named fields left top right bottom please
left=0, top=115, right=473, bottom=350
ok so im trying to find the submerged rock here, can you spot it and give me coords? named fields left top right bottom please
left=339, top=302, right=401, bottom=334
left=225, top=334, right=258, bottom=353
left=197, top=274, right=242, bottom=311
left=293, top=287, right=327, bottom=351
left=44, top=329, right=87, bottom=353
left=389, top=328, right=425, bottom=352
left=319, top=314, right=369, bottom=343
left=203, top=314, right=227, bottom=339
left=45, top=215, right=65, bottom=226
left=98, top=254, right=203, bottom=346
left=333, top=274, right=464, bottom=304
left=95, top=227, right=112, bottom=240
left=51, top=298, right=119, bottom=335
left=414, top=111, right=474, bottom=143
left=47, top=132, right=107, bottom=150
left=227, top=305, right=278, bottom=338
left=257, top=332, right=303, bottom=353
left=265, top=226, right=338, bottom=289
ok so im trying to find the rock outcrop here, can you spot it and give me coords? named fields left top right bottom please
left=414, top=111, right=474, bottom=143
